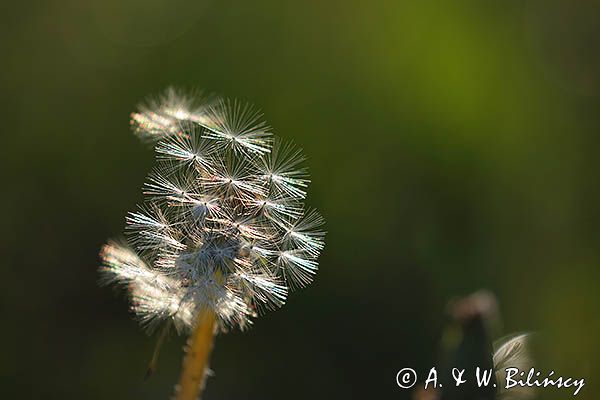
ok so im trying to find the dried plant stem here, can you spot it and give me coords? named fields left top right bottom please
left=175, top=310, right=216, bottom=400
left=145, top=320, right=172, bottom=380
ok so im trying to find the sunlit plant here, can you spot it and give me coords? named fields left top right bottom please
left=100, top=89, right=325, bottom=399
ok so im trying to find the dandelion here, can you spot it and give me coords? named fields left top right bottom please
left=100, top=88, right=325, bottom=400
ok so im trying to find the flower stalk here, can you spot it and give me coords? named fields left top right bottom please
left=175, top=310, right=216, bottom=400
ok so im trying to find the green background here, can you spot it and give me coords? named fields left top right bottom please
left=2, top=0, right=598, bottom=398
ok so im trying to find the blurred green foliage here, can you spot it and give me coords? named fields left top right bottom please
left=1, top=0, right=598, bottom=399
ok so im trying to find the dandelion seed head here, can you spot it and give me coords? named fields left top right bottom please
left=101, top=89, right=325, bottom=333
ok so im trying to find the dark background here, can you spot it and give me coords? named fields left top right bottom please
left=1, top=1, right=598, bottom=399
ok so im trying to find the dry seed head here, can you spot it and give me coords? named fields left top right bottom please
left=101, top=89, right=325, bottom=333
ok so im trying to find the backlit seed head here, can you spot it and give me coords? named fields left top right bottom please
left=101, top=89, right=325, bottom=333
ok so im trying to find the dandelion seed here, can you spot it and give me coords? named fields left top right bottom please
left=201, top=99, right=272, bottom=155
left=256, top=137, right=310, bottom=199
left=494, top=333, right=535, bottom=400
left=131, top=88, right=216, bottom=142
left=155, top=124, right=215, bottom=170
left=100, top=89, right=325, bottom=400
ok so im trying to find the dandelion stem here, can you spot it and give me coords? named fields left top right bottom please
left=175, top=310, right=216, bottom=400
